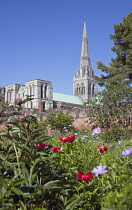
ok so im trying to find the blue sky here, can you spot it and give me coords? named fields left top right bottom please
left=0, top=0, right=131, bottom=95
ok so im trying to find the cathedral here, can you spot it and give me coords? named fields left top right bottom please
left=1, top=20, right=98, bottom=111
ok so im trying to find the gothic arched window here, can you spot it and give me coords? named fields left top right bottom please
left=88, top=83, right=91, bottom=95
left=92, top=84, right=94, bottom=95
left=78, top=87, right=80, bottom=95
left=81, top=83, right=85, bottom=94
left=83, top=86, right=85, bottom=94
left=40, top=84, right=43, bottom=99
left=44, top=85, right=47, bottom=98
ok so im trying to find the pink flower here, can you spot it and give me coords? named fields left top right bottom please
left=68, top=135, right=75, bottom=142
left=52, top=146, right=62, bottom=152
left=15, top=99, right=22, bottom=104
left=59, top=136, right=69, bottom=143
left=37, top=143, right=49, bottom=149
left=19, top=115, right=26, bottom=120
left=59, top=135, right=75, bottom=143
left=98, top=145, right=108, bottom=153
left=77, top=171, right=93, bottom=182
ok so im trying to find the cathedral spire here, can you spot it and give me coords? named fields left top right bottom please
left=80, top=19, right=91, bottom=68
left=73, top=19, right=98, bottom=102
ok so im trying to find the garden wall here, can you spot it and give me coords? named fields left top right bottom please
left=35, top=106, right=132, bottom=130
left=36, top=107, right=97, bottom=130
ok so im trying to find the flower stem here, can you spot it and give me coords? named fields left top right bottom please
left=12, top=141, right=21, bottom=174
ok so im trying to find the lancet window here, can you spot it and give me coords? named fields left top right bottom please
left=88, top=83, right=91, bottom=95
left=92, top=84, right=94, bottom=95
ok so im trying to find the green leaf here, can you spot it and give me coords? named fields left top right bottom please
left=10, top=129, right=24, bottom=134
left=11, top=186, right=24, bottom=195
left=65, top=197, right=82, bottom=210
left=13, top=179, right=25, bottom=187
left=0, top=178, right=8, bottom=188
left=42, top=180, right=61, bottom=190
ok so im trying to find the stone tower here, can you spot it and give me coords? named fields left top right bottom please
left=73, top=20, right=98, bottom=103
left=25, top=79, right=53, bottom=110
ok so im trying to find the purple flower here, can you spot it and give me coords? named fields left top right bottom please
left=74, top=133, right=78, bottom=136
left=83, top=135, right=88, bottom=138
left=82, top=137, right=85, bottom=140
left=92, top=165, right=108, bottom=177
left=118, top=141, right=122, bottom=144
left=91, top=127, right=101, bottom=136
left=122, top=148, right=132, bottom=156
left=109, top=145, right=113, bottom=147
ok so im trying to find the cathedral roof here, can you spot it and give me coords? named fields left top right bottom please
left=53, top=92, right=84, bottom=105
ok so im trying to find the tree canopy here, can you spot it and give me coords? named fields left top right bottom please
left=95, top=13, right=132, bottom=90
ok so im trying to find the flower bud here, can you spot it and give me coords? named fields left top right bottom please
left=15, top=99, right=22, bottom=104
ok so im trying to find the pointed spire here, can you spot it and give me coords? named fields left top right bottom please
left=80, top=19, right=91, bottom=68
left=82, top=19, right=87, bottom=40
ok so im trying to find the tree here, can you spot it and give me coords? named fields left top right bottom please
left=88, top=85, right=132, bottom=130
left=95, top=13, right=132, bottom=90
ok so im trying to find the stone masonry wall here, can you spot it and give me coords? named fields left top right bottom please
left=37, top=107, right=97, bottom=130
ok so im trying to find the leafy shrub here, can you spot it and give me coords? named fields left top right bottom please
left=45, top=111, right=74, bottom=133
left=100, top=127, right=132, bottom=142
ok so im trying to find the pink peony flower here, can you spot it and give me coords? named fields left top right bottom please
left=15, top=99, right=22, bottom=104
left=19, top=115, right=26, bottom=120
left=77, top=171, right=93, bottom=182
left=52, top=146, right=62, bottom=152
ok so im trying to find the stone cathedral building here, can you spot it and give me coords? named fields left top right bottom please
left=2, top=20, right=98, bottom=111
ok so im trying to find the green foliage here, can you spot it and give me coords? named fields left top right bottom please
left=95, top=13, right=132, bottom=90
left=0, top=114, right=62, bottom=209
left=88, top=85, right=132, bottom=130
left=1, top=106, right=132, bottom=209
left=99, top=127, right=132, bottom=142
left=45, top=110, right=74, bottom=133
left=0, top=83, right=132, bottom=209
